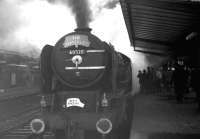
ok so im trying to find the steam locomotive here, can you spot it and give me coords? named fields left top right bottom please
left=30, top=28, right=133, bottom=139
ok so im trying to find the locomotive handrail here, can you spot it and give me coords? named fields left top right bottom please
left=86, top=50, right=105, bottom=53
left=65, top=66, right=106, bottom=70
left=61, top=48, right=105, bottom=53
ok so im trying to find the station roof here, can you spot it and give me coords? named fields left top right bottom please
left=120, top=0, right=200, bottom=56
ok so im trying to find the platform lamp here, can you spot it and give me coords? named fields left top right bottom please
left=186, top=32, right=198, bottom=40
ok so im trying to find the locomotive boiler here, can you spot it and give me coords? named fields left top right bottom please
left=30, top=28, right=133, bottom=139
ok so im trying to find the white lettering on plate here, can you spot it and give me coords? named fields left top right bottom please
left=69, top=50, right=85, bottom=55
left=63, top=35, right=90, bottom=48
left=66, top=98, right=85, bottom=108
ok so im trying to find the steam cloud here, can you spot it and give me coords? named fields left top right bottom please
left=0, top=1, right=20, bottom=40
left=66, top=0, right=91, bottom=28
left=49, top=0, right=92, bottom=28
left=47, top=0, right=118, bottom=28
left=0, top=0, right=40, bottom=57
left=62, top=0, right=119, bottom=28
left=104, top=0, right=119, bottom=9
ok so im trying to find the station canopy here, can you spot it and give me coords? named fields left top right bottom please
left=120, top=0, right=200, bottom=56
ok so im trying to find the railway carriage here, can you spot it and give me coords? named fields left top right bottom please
left=30, top=28, right=133, bottom=139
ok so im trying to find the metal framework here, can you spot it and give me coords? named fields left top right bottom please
left=120, top=0, right=200, bottom=55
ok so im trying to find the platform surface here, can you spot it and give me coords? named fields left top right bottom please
left=131, top=91, right=200, bottom=139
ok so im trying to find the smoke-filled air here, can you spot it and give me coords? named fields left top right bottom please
left=65, top=0, right=92, bottom=28
left=0, top=0, right=124, bottom=57
left=0, top=0, right=161, bottom=93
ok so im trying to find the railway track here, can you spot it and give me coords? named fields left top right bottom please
left=0, top=88, right=39, bottom=102
left=0, top=89, right=52, bottom=139
left=0, top=108, right=49, bottom=139
left=2, top=122, right=54, bottom=139
left=3, top=123, right=33, bottom=139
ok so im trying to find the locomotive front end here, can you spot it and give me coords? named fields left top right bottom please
left=52, top=28, right=109, bottom=88
left=34, top=28, right=133, bottom=139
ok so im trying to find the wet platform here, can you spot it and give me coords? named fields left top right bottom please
left=131, top=91, right=200, bottom=139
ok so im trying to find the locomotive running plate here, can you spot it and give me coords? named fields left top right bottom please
left=65, top=98, right=85, bottom=108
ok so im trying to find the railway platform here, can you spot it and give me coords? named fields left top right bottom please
left=131, top=90, right=200, bottom=139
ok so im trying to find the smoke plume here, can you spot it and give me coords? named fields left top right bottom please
left=49, top=0, right=92, bottom=28
left=66, top=0, right=92, bottom=28
left=104, top=0, right=119, bottom=9
left=46, top=0, right=118, bottom=28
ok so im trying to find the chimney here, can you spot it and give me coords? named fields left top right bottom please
left=74, top=28, right=92, bottom=33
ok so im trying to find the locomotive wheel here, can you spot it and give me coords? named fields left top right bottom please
left=40, top=45, right=54, bottom=93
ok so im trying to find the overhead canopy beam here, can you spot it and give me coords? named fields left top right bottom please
left=134, top=37, right=173, bottom=46
left=120, top=0, right=200, bottom=55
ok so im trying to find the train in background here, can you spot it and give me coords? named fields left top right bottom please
left=30, top=28, right=133, bottom=139
left=0, top=49, right=40, bottom=91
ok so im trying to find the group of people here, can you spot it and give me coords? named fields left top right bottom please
left=137, top=66, right=172, bottom=94
left=137, top=65, right=200, bottom=110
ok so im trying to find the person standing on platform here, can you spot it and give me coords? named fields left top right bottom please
left=155, top=67, right=163, bottom=94
left=191, top=68, right=200, bottom=111
left=171, top=61, right=188, bottom=103
left=137, top=70, right=142, bottom=92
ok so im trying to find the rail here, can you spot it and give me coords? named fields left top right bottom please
left=0, top=107, right=40, bottom=137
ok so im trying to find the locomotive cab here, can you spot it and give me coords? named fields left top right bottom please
left=34, top=28, right=133, bottom=139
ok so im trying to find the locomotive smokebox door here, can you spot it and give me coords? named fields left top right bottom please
left=51, top=28, right=109, bottom=88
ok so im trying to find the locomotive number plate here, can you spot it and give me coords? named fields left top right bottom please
left=69, top=49, right=86, bottom=55
left=65, top=98, right=85, bottom=108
